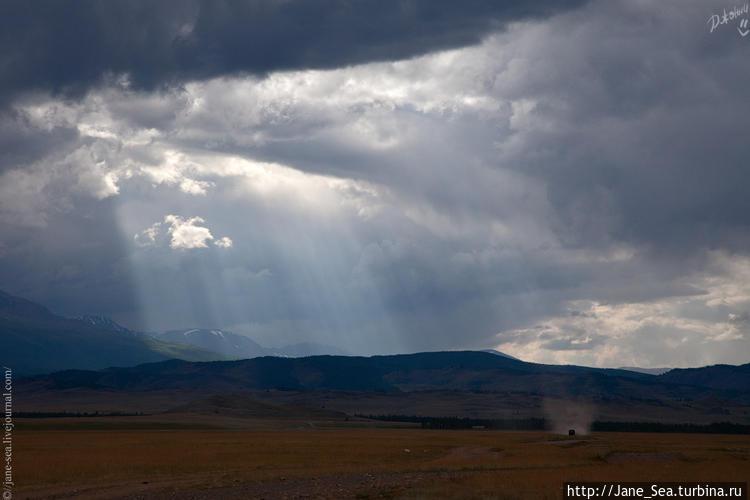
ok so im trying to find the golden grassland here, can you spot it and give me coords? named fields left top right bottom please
left=13, top=421, right=750, bottom=499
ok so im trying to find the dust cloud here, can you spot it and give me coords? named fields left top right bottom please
left=543, top=399, right=595, bottom=435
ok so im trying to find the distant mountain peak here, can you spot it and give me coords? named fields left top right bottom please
left=158, top=329, right=266, bottom=360
left=181, top=328, right=227, bottom=338
left=75, top=315, right=135, bottom=335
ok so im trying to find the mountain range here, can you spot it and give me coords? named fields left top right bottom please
left=0, top=290, right=345, bottom=375
left=23, top=351, right=750, bottom=403
left=0, top=290, right=220, bottom=375
left=3, top=289, right=748, bottom=407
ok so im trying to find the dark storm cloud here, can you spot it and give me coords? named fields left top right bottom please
left=0, top=196, right=142, bottom=320
left=0, top=0, right=587, bottom=104
left=488, top=1, right=750, bottom=257
left=0, top=112, right=79, bottom=173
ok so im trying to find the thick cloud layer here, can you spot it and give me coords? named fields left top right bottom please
left=1, top=0, right=749, bottom=367
left=0, top=0, right=586, bottom=105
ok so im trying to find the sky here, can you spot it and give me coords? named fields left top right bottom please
left=1, top=0, right=749, bottom=367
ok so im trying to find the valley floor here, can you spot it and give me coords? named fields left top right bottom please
left=12, top=419, right=750, bottom=499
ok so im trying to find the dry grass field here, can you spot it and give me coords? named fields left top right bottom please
left=12, top=418, right=750, bottom=499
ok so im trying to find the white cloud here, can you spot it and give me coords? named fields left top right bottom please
left=214, top=236, right=233, bottom=248
left=178, top=178, right=213, bottom=195
left=134, top=221, right=162, bottom=247
left=164, top=215, right=214, bottom=249
left=139, top=150, right=215, bottom=195
left=134, top=215, right=233, bottom=250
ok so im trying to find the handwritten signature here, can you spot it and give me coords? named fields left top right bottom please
left=707, top=3, right=749, bottom=36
